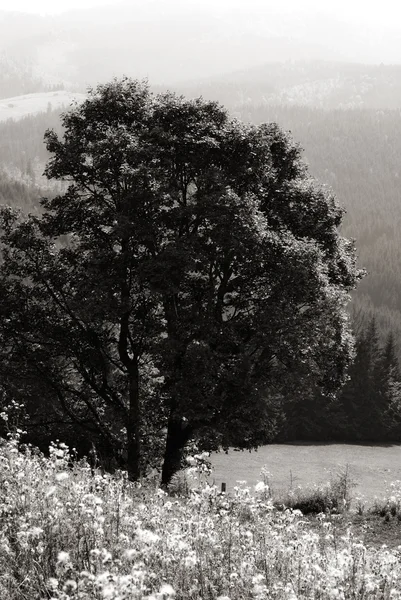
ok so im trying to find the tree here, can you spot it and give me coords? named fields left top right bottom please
left=339, top=318, right=401, bottom=441
left=373, top=331, right=401, bottom=439
left=0, top=78, right=361, bottom=484
left=339, top=317, right=381, bottom=439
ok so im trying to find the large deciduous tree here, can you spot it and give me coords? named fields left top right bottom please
left=0, top=79, right=361, bottom=484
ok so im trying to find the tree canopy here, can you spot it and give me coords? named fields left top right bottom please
left=0, top=79, right=361, bottom=483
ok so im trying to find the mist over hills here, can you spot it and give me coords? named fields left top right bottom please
left=0, top=0, right=401, bottom=88
left=0, top=1, right=401, bottom=351
left=177, top=62, right=401, bottom=110
left=4, top=58, right=401, bottom=112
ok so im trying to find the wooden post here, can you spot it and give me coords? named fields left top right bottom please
left=221, top=482, right=226, bottom=493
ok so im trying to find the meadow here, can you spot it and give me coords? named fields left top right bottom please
left=0, top=91, right=86, bottom=122
left=210, top=443, right=401, bottom=504
left=2, top=436, right=401, bottom=599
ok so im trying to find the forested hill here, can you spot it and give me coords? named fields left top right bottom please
left=0, top=54, right=64, bottom=99
left=1, top=97, right=401, bottom=346
left=238, top=105, right=401, bottom=324
left=240, top=105, right=401, bottom=341
left=173, top=61, right=401, bottom=110
left=0, top=109, right=66, bottom=212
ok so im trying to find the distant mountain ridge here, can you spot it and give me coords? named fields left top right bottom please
left=174, top=62, right=401, bottom=110
left=0, top=2, right=401, bottom=88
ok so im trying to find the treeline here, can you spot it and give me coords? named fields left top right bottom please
left=0, top=174, right=43, bottom=213
left=0, top=55, right=64, bottom=99
left=5, top=315, right=400, bottom=454
left=0, top=110, right=63, bottom=176
left=281, top=317, right=401, bottom=442
left=175, top=62, right=401, bottom=110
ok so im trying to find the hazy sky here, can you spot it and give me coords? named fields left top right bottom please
left=0, top=0, right=112, bottom=14
left=0, top=0, right=400, bottom=28
left=0, top=0, right=401, bottom=32
left=0, top=0, right=400, bottom=72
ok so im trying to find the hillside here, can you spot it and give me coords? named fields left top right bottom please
left=0, top=84, right=401, bottom=345
left=0, top=53, right=64, bottom=99
left=175, top=61, right=401, bottom=110
left=0, top=90, right=85, bottom=122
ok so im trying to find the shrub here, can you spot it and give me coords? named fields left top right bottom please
left=275, top=465, right=356, bottom=515
left=372, top=480, right=401, bottom=521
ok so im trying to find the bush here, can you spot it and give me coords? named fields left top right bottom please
left=275, top=466, right=356, bottom=515
left=372, top=480, right=401, bottom=521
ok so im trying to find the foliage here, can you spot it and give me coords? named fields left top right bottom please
left=372, top=480, right=401, bottom=522
left=0, top=78, right=360, bottom=482
left=3, top=100, right=401, bottom=352
left=275, top=466, right=356, bottom=515
left=338, top=318, right=401, bottom=441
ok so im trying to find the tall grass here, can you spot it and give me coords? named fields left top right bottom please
left=273, top=465, right=356, bottom=515
left=1, top=437, right=401, bottom=599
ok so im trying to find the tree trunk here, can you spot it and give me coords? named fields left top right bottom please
left=161, top=416, right=192, bottom=487
left=126, top=367, right=141, bottom=482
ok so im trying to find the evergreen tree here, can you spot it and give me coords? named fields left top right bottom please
left=374, top=332, right=401, bottom=439
left=339, top=318, right=380, bottom=439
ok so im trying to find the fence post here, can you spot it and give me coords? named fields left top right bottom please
left=221, top=482, right=226, bottom=493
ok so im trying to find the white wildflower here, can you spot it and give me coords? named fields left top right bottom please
left=159, top=583, right=175, bottom=596
left=47, top=578, right=59, bottom=590
left=57, top=551, right=70, bottom=563
left=254, top=481, right=269, bottom=493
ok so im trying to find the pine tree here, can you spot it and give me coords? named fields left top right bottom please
left=374, top=332, right=401, bottom=439
left=339, top=318, right=381, bottom=439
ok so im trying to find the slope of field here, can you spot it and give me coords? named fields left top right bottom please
left=0, top=91, right=86, bottom=122
left=211, top=443, right=401, bottom=503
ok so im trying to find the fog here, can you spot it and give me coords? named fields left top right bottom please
left=0, top=0, right=400, bottom=85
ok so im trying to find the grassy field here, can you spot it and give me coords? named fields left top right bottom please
left=0, top=91, right=86, bottom=121
left=210, top=442, right=401, bottom=504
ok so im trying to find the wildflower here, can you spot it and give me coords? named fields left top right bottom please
left=102, top=584, right=115, bottom=598
left=137, top=529, right=160, bottom=544
left=63, top=580, right=77, bottom=593
left=57, top=551, right=70, bottom=563
left=48, top=578, right=59, bottom=590
left=184, top=551, right=197, bottom=568
left=55, top=471, right=69, bottom=482
left=102, top=549, right=113, bottom=563
left=254, top=481, right=269, bottom=493
left=159, top=583, right=175, bottom=596
left=53, top=448, right=66, bottom=458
